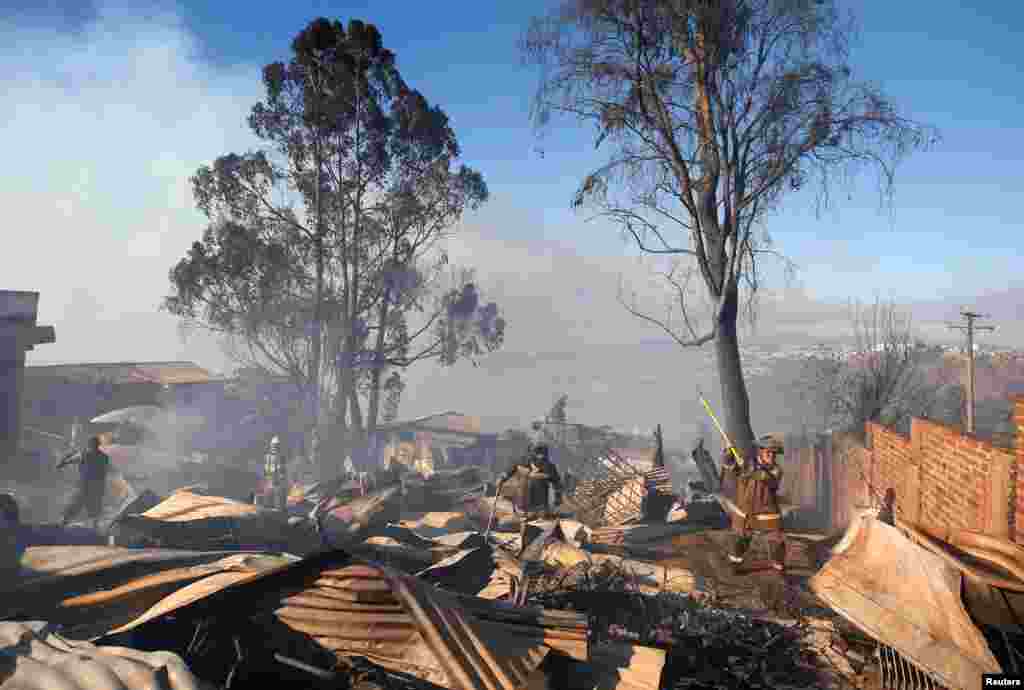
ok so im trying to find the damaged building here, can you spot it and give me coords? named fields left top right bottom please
left=0, top=290, right=55, bottom=469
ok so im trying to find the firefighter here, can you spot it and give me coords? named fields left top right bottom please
left=691, top=437, right=718, bottom=492
left=263, top=435, right=289, bottom=511
left=497, top=443, right=564, bottom=553
left=59, top=436, right=111, bottom=529
left=724, top=434, right=786, bottom=572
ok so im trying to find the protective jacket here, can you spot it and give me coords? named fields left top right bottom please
left=724, top=453, right=783, bottom=531
left=500, top=457, right=563, bottom=514
left=264, top=449, right=287, bottom=483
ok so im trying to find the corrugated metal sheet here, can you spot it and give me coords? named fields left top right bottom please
left=117, top=490, right=320, bottom=553
left=810, top=516, right=1001, bottom=690
left=901, top=522, right=1024, bottom=636
left=464, top=496, right=521, bottom=531
left=319, top=485, right=403, bottom=545
left=107, top=554, right=551, bottom=690
left=589, top=642, right=666, bottom=690
left=0, top=621, right=212, bottom=690
left=280, top=564, right=551, bottom=690
left=0, top=546, right=290, bottom=640
left=141, top=490, right=261, bottom=521
left=609, top=448, right=656, bottom=471
left=644, top=467, right=673, bottom=496
left=593, top=462, right=674, bottom=527
left=569, top=448, right=648, bottom=528
left=25, top=362, right=212, bottom=386
left=378, top=412, right=483, bottom=436
left=128, top=365, right=212, bottom=385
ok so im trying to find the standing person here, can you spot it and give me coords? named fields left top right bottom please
left=690, top=438, right=718, bottom=493
left=68, top=417, right=84, bottom=452
left=59, top=436, right=111, bottom=529
left=723, top=435, right=786, bottom=572
left=496, top=443, right=564, bottom=553
left=530, top=419, right=546, bottom=446
left=263, top=435, right=289, bottom=511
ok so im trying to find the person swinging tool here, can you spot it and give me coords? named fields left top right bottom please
left=696, top=389, right=786, bottom=573
left=496, top=443, right=563, bottom=554
left=723, top=434, right=786, bottom=572
left=58, top=436, right=111, bottom=529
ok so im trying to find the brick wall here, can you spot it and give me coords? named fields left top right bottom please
left=1015, top=396, right=1024, bottom=536
left=814, top=397, right=1020, bottom=538
left=866, top=422, right=911, bottom=512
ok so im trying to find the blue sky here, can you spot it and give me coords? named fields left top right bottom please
left=10, top=0, right=1021, bottom=306
left=3, top=0, right=1020, bottom=432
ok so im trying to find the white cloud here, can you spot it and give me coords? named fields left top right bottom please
left=2, top=4, right=260, bottom=369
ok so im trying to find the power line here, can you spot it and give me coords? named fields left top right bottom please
left=946, top=309, right=996, bottom=434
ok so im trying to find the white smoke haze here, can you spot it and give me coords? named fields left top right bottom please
left=6, top=3, right=1019, bottom=452
left=2, top=6, right=261, bottom=369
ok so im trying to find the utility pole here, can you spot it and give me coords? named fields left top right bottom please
left=947, top=309, right=995, bottom=434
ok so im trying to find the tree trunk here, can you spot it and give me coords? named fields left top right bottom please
left=714, top=280, right=756, bottom=467
left=348, top=384, right=364, bottom=438
left=310, top=145, right=324, bottom=437
left=334, top=360, right=350, bottom=429
left=366, top=296, right=390, bottom=435
left=367, top=367, right=384, bottom=434
left=312, top=234, right=324, bottom=426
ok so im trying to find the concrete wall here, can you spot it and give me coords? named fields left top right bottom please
left=0, top=291, right=54, bottom=467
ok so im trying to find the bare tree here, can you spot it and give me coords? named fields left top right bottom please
left=522, top=0, right=938, bottom=463
left=797, top=299, right=940, bottom=438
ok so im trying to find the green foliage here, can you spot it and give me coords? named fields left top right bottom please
left=164, top=16, right=503, bottom=431
left=437, top=282, right=506, bottom=366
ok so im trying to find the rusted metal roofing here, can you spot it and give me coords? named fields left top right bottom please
left=116, top=490, right=320, bottom=554
left=609, top=447, right=657, bottom=469
left=569, top=448, right=651, bottom=527
left=141, top=489, right=262, bottom=521
left=128, top=364, right=213, bottom=385
left=810, top=515, right=1001, bottom=690
left=105, top=551, right=552, bottom=690
left=0, top=621, right=211, bottom=690
left=0, top=546, right=291, bottom=640
left=376, top=411, right=489, bottom=438
left=25, top=361, right=213, bottom=385
left=318, top=485, right=403, bottom=545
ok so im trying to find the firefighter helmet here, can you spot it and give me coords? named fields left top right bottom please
left=758, top=433, right=784, bottom=455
